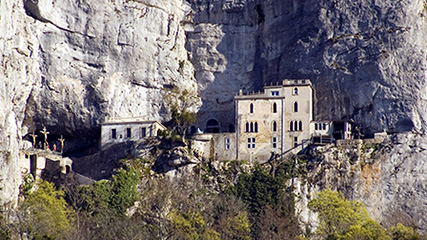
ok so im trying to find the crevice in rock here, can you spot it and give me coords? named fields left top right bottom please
left=23, top=0, right=94, bottom=39
left=130, top=0, right=167, bottom=12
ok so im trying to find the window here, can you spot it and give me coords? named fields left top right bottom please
left=273, top=121, right=277, bottom=132
left=206, top=119, right=220, bottom=133
left=126, top=128, right=131, bottom=138
left=293, top=87, right=298, bottom=95
left=315, top=123, right=318, bottom=130
left=272, top=102, right=277, bottom=113
left=271, top=91, right=279, bottom=96
left=247, top=122, right=258, bottom=133
left=272, top=137, right=277, bottom=148
left=290, top=122, right=293, bottom=131
left=294, top=102, right=298, bottom=112
left=247, top=138, right=256, bottom=148
left=323, top=123, right=327, bottom=130
left=299, top=121, right=302, bottom=131
left=229, top=124, right=235, bottom=132
left=294, top=121, right=298, bottom=131
left=293, top=137, right=298, bottom=148
left=141, top=127, right=146, bottom=138
left=225, top=138, right=230, bottom=150
left=250, top=103, right=254, bottom=113
left=111, top=129, right=117, bottom=139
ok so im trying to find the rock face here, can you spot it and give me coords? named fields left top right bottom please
left=295, top=134, right=427, bottom=234
left=0, top=0, right=426, bottom=231
left=188, top=0, right=427, bottom=135
left=0, top=0, right=197, bottom=203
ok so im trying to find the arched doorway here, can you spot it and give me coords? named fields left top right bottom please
left=228, top=124, right=235, bottom=133
left=206, top=119, right=220, bottom=133
left=190, top=126, right=196, bottom=135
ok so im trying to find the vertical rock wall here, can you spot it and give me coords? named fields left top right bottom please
left=0, top=0, right=198, bottom=204
left=295, top=134, right=427, bottom=234
left=187, top=0, right=427, bottom=135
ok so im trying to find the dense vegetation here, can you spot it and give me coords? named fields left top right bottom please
left=0, top=158, right=424, bottom=240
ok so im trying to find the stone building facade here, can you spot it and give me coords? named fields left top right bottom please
left=190, top=79, right=357, bottom=163
left=100, top=118, right=166, bottom=150
left=234, top=79, right=313, bottom=162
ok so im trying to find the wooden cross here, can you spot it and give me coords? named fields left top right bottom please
left=40, top=126, right=50, bottom=150
left=29, top=131, right=37, bottom=148
left=58, top=135, right=65, bottom=154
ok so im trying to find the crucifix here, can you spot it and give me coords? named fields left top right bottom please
left=58, top=135, right=65, bottom=154
left=40, top=126, right=50, bottom=150
left=29, top=131, right=37, bottom=148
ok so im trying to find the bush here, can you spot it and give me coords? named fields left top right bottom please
left=20, top=180, right=74, bottom=239
left=76, top=167, right=140, bottom=216
left=308, top=188, right=390, bottom=240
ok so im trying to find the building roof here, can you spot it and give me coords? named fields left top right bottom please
left=102, top=117, right=166, bottom=128
left=265, top=79, right=312, bottom=88
left=235, top=79, right=312, bottom=100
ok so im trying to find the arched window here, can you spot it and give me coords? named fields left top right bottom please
left=250, top=122, right=254, bottom=132
left=290, top=121, right=293, bottom=131
left=299, top=121, right=302, bottom=131
left=294, top=121, right=298, bottom=131
left=315, top=123, right=318, bottom=130
left=294, top=102, right=298, bottom=112
left=254, top=122, right=258, bottom=132
left=250, top=103, right=254, bottom=113
left=245, top=122, right=249, bottom=132
left=273, top=121, right=277, bottom=132
left=294, top=87, right=298, bottom=95
left=323, top=123, right=327, bottom=130
left=206, top=119, right=220, bottom=133
left=272, top=102, right=277, bottom=113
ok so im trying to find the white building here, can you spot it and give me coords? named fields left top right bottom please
left=234, top=79, right=314, bottom=162
left=100, top=118, right=166, bottom=150
left=190, top=79, right=356, bottom=163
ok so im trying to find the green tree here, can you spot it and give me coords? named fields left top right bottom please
left=308, top=188, right=390, bottom=240
left=219, top=211, right=251, bottom=240
left=231, top=166, right=284, bottom=215
left=75, top=167, right=139, bottom=216
left=387, top=223, right=422, bottom=240
left=164, top=86, right=198, bottom=140
left=110, top=167, right=140, bottom=215
left=19, top=180, right=74, bottom=239
left=169, top=209, right=219, bottom=240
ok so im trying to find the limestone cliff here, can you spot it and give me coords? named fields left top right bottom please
left=295, top=134, right=427, bottom=234
left=188, top=0, right=427, bottom=134
left=0, top=0, right=198, bottom=203
left=0, top=0, right=426, bottom=233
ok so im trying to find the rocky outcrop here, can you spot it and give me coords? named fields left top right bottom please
left=295, top=133, right=427, bottom=234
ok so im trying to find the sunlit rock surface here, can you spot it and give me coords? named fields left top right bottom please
left=0, top=0, right=426, bottom=232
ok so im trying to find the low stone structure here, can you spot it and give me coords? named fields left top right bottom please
left=100, top=118, right=166, bottom=150
left=20, top=146, right=72, bottom=179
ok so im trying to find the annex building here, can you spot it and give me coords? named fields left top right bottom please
left=100, top=118, right=166, bottom=150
